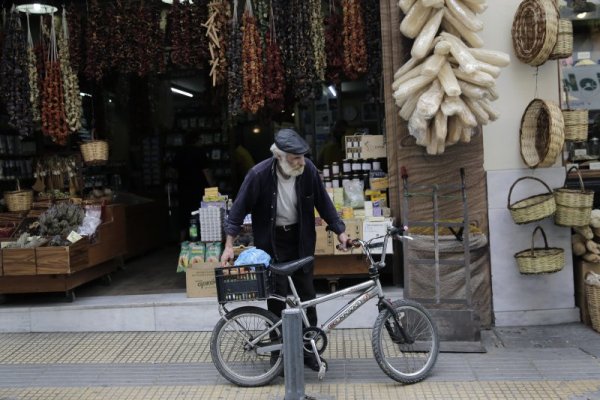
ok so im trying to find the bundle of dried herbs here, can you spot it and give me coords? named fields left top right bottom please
left=38, top=202, right=84, bottom=237
left=226, top=0, right=242, bottom=117
left=363, top=0, right=382, bottom=101
left=205, top=0, right=231, bottom=86
left=342, top=0, right=367, bottom=80
left=58, top=7, right=82, bottom=133
left=41, top=15, right=68, bottom=144
left=241, top=1, right=264, bottom=114
left=0, top=10, right=33, bottom=136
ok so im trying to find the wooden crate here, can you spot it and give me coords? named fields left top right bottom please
left=88, top=204, right=126, bottom=267
left=36, top=238, right=90, bottom=275
left=2, top=248, right=36, bottom=276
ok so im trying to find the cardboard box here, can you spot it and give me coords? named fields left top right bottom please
left=334, top=219, right=363, bottom=255
left=362, top=217, right=394, bottom=254
left=315, top=225, right=334, bottom=255
left=186, top=262, right=219, bottom=297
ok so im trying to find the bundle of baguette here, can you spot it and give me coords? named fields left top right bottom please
left=394, top=0, right=510, bottom=155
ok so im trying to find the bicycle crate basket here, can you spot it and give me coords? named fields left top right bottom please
left=508, top=176, right=556, bottom=224
left=585, top=272, right=600, bottom=333
left=554, top=166, right=593, bottom=227
left=215, top=264, right=270, bottom=304
left=514, top=226, right=564, bottom=274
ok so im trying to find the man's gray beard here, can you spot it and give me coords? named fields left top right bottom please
left=279, top=158, right=304, bottom=177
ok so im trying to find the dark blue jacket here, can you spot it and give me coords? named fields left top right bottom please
left=224, top=157, right=345, bottom=261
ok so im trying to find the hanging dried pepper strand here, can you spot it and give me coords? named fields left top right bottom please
left=84, top=0, right=107, bottom=81
left=26, top=13, right=41, bottom=123
left=0, top=10, right=33, bottom=136
left=41, top=15, right=68, bottom=144
left=342, top=0, right=367, bottom=80
left=58, top=7, right=82, bottom=133
left=264, top=30, right=285, bottom=113
left=290, top=0, right=318, bottom=103
left=325, top=1, right=344, bottom=85
left=65, top=4, right=82, bottom=73
left=309, top=0, right=326, bottom=82
left=241, top=4, right=264, bottom=114
left=363, top=0, right=382, bottom=101
left=226, top=1, right=242, bottom=117
left=135, top=1, right=166, bottom=76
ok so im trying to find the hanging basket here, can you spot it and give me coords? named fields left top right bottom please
left=508, top=176, right=556, bottom=224
left=585, top=272, right=600, bottom=333
left=562, top=109, right=588, bottom=142
left=514, top=226, right=565, bottom=274
left=80, top=140, right=109, bottom=165
left=520, top=99, right=565, bottom=168
left=511, top=0, right=559, bottom=66
left=3, top=180, right=33, bottom=212
left=554, top=166, right=593, bottom=227
left=549, top=19, right=573, bottom=60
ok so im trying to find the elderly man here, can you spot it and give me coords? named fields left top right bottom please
left=221, top=128, right=348, bottom=370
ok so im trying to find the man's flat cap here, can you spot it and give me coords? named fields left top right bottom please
left=274, top=128, right=310, bottom=155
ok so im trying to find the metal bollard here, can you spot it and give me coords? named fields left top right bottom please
left=283, top=309, right=305, bottom=400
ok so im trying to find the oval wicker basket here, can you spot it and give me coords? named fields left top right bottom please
left=562, top=109, right=588, bottom=142
left=514, top=226, right=565, bottom=274
left=80, top=140, right=109, bottom=165
left=520, top=99, right=565, bottom=168
left=511, top=0, right=559, bottom=66
left=4, top=187, right=33, bottom=212
left=549, top=19, right=573, bottom=60
left=508, top=176, right=556, bottom=224
left=554, top=166, right=593, bottom=227
left=586, top=274, right=600, bottom=333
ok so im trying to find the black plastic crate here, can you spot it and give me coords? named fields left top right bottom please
left=215, top=264, right=270, bottom=303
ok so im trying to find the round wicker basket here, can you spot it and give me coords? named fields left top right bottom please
left=586, top=275, right=600, bottom=333
left=520, top=99, right=565, bottom=168
left=562, top=109, right=588, bottom=142
left=554, top=166, right=593, bottom=227
left=508, top=176, right=556, bottom=224
left=80, top=140, right=109, bottom=165
left=511, top=0, right=559, bottom=66
left=4, top=180, right=33, bottom=212
left=514, top=226, right=564, bottom=274
left=549, top=19, right=573, bottom=60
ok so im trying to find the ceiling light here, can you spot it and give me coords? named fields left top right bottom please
left=15, top=2, right=58, bottom=14
left=327, top=85, right=337, bottom=98
left=171, top=87, right=194, bottom=98
left=291, top=112, right=296, bottom=117
left=79, top=92, right=92, bottom=97
left=252, top=127, right=260, bottom=134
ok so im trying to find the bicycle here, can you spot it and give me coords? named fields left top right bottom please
left=210, top=226, right=439, bottom=387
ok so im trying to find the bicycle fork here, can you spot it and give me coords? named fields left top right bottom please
left=379, top=299, right=414, bottom=344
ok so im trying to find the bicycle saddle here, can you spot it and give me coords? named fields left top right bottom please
left=270, top=256, right=314, bottom=276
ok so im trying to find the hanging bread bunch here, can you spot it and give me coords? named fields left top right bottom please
left=393, top=0, right=510, bottom=155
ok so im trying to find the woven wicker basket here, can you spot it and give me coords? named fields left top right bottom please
left=562, top=109, right=588, bottom=142
left=554, top=166, right=593, bottom=226
left=585, top=274, right=600, bottom=333
left=520, top=99, right=565, bottom=168
left=3, top=180, right=33, bottom=212
left=508, top=176, right=556, bottom=224
left=514, top=226, right=565, bottom=274
left=80, top=140, right=109, bottom=165
left=549, top=19, right=573, bottom=60
left=512, top=0, right=559, bottom=66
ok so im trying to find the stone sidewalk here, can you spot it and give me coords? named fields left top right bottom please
left=0, top=323, right=599, bottom=399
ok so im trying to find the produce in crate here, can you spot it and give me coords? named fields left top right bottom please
left=38, top=202, right=84, bottom=237
left=394, top=0, right=509, bottom=154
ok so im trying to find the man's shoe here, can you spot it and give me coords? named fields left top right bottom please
left=304, top=356, right=327, bottom=372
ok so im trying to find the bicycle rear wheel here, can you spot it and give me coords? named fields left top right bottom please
left=210, top=306, right=283, bottom=387
left=372, top=299, right=439, bottom=384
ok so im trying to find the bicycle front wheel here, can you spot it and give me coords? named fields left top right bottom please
left=372, top=299, right=439, bottom=384
left=210, top=306, right=283, bottom=387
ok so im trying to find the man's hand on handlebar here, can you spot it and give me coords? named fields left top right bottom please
left=336, top=232, right=349, bottom=251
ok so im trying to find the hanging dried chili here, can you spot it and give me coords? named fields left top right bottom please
left=25, top=13, right=40, bottom=123
left=287, top=0, right=318, bottom=104
left=0, top=10, right=33, bottom=136
left=264, top=30, right=285, bottom=113
left=363, top=0, right=382, bottom=102
left=170, top=0, right=206, bottom=70
left=342, top=0, right=367, bottom=80
left=227, top=1, right=242, bottom=117
left=84, top=0, right=107, bottom=81
left=309, top=0, right=326, bottom=82
left=325, top=1, right=344, bottom=85
left=58, top=7, right=82, bottom=133
left=135, top=1, right=167, bottom=76
left=65, top=4, right=82, bottom=74
left=241, top=4, right=264, bottom=114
